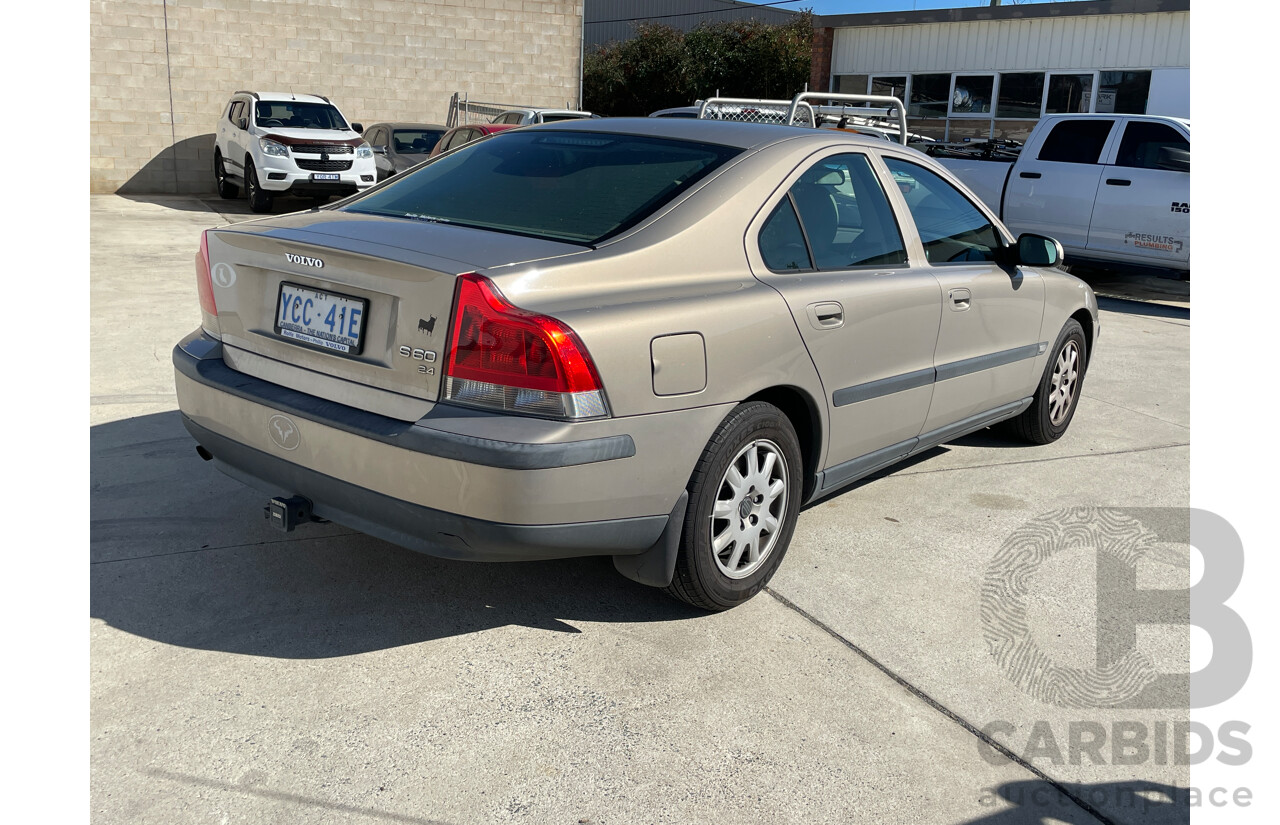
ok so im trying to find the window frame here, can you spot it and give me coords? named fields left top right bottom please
left=754, top=149, right=911, bottom=277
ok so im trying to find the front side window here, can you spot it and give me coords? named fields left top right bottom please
left=254, top=101, right=349, bottom=130
left=228, top=100, right=243, bottom=124
left=1037, top=119, right=1115, bottom=164
left=786, top=153, right=908, bottom=270
left=1115, top=121, right=1189, bottom=171
left=345, top=131, right=741, bottom=245
left=883, top=157, right=1001, bottom=264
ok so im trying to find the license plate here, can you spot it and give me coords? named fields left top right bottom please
left=275, top=283, right=367, bottom=354
left=311, top=173, right=340, bottom=181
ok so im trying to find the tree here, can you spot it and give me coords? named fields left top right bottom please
left=584, top=12, right=815, bottom=117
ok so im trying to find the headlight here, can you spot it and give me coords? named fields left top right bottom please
left=259, top=138, right=288, bottom=157
left=356, top=142, right=374, bottom=159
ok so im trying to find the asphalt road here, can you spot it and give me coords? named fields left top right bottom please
left=91, top=194, right=1191, bottom=824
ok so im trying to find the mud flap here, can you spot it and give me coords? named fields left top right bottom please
left=612, top=491, right=688, bottom=588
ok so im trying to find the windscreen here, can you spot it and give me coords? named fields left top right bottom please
left=254, top=101, right=349, bottom=130
left=342, top=131, right=741, bottom=245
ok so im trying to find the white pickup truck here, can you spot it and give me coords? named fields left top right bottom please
left=934, top=114, right=1190, bottom=275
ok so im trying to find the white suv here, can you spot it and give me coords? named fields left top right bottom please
left=214, top=92, right=377, bottom=212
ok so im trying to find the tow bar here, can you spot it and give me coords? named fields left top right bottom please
left=264, top=495, right=317, bottom=532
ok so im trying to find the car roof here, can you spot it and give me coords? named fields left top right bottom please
left=505, top=116, right=892, bottom=152
left=367, top=122, right=447, bottom=131
left=253, top=92, right=331, bottom=104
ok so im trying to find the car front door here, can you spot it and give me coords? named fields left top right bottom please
left=1086, top=119, right=1190, bottom=267
left=881, top=154, right=1046, bottom=436
left=1001, top=117, right=1118, bottom=252
left=222, top=99, right=247, bottom=178
left=748, top=151, right=942, bottom=492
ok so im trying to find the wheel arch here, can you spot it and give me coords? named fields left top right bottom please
left=744, top=385, right=823, bottom=503
left=1069, top=307, right=1094, bottom=366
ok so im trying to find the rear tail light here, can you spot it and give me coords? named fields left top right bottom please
left=195, top=230, right=219, bottom=334
left=444, top=272, right=608, bottom=420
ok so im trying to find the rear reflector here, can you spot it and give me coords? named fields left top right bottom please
left=444, top=273, right=608, bottom=420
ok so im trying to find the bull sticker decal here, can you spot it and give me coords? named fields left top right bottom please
left=418, top=316, right=437, bottom=335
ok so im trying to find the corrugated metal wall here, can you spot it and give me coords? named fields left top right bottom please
left=831, top=11, right=1189, bottom=74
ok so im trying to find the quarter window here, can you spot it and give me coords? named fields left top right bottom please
left=787, top=154, right=908, bottom=270
left=882, top=157, right=1001, bottom=264
left=759, top=198, right=812, bottom=272
left=1037, top=119, right=1115, bottom=164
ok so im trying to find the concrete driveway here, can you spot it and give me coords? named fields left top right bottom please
left=91, top=195, right=1190, bottom=824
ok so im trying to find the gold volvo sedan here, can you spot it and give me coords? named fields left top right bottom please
left=174, top=118, right=1098, bottom=610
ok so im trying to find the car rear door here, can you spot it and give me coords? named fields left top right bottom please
left=880, top=153, right=1046, bottom=435
left=1086, top=118, right=1190, bottom=267
left=748, top=150, right=942, bottom=492
left=1002, top=117, right=1119, bottom=252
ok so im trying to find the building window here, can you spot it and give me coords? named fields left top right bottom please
left=1045, top=74, right=1094, bottom=114
left=909, top=74, right=950, bottom=117
left=871, top=75, right=907, bottom=102
left=834, top=74, right=869, bottom=95
left=996, top=72, right=1045, bottom=119
left=951, top=75, right=993, bottom=116
left=1097, top=70, right=1151, bottom=114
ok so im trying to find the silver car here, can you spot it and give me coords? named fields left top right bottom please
left=174, top=118, right=1098, bottom=610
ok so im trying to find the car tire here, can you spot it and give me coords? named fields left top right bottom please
left=245, top=159, right=273, bottom=213
left=1004, top=319, right=1088, bottom=445
left=665, top=401, right=803, bottom=611
left=214, top=151, right=238, bottom=199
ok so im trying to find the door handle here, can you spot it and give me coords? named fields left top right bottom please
left=1019, top=171, right=1041, bottom=179
left=806, top=301, right=845, bottom=330
left=1105, top=178, right=1132, bottom=186
left=949, top=288, right=971, bottom=311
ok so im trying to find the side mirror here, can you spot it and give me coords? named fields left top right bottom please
left=351, top=122, right=364, bottom=133
left=1016, top=233, right=1064, bottom=267
left=1157, top=146, right=1190, bottom=173
left=236, top=117, right=249, bottom=130
left=372, top=145, right=387, bottom=155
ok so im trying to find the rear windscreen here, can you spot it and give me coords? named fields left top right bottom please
left=342, top=131, right=741, bottom=245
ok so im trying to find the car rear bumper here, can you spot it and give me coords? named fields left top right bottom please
left=172, top=330, right=725, bottom=562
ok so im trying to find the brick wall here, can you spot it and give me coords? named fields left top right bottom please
left=809, top=26, right=833, bottom=96
left=90, top=0, right=585, bottom=194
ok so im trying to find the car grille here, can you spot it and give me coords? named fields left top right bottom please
left=294, top=145, right=354, bottom=155
left=296, top=159, right=353, bottom=172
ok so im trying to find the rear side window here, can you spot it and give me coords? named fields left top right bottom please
left=345, top=131, right=741, bottom=245
left=1037, top=119, right=1115, bottom=164
left=1115, top=122, right=1190, bottom=171
left=883, top=157, right=1001, bottom=264
left=787, top=153, right=908, bottom=270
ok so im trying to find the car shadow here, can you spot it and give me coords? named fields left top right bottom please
left=955, top=779, right=1189, bottom=825
left=1096, top=295, right=1190, bottom=321
left=91, top=411, right=704, bottom=659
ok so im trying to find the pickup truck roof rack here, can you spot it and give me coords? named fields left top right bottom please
left=235, top=90, right=260, bottom=100
left=697, top=97, right=816, bottom=126
left=786, top=93, right=908, bottom=145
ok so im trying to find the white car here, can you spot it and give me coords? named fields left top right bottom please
left=214, top=91, right=378, bottom=213
left=490, top=108, right=597, bottom=126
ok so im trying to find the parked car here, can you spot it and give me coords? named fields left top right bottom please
left=427, top=123, right=518, bottom=157
left=490, top=108, right=596, bottom=125
left=933, top=113, right=1190, bottom=275
left=649, top=106, right=701, bottom=118
left=214, top=91, right=377, bottom=213
left=362, top=122, right=448, bottom=180
left=175, top=119, right=1098, bottom=611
